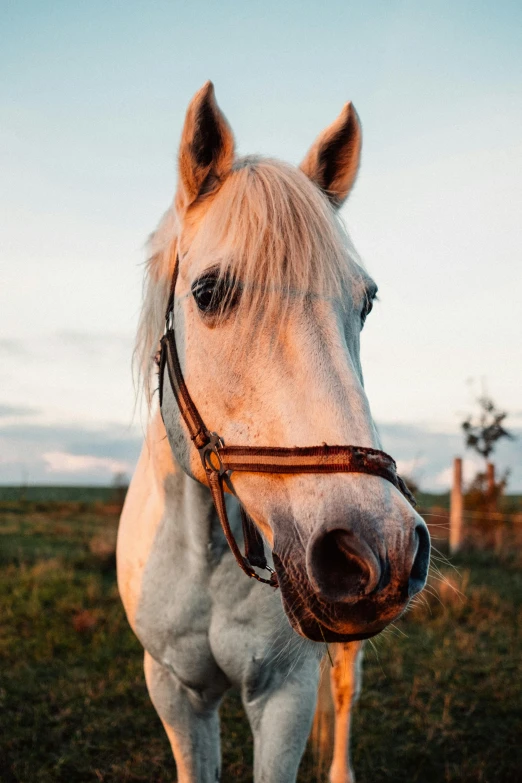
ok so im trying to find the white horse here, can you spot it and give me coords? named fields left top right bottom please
left=117, top=82, right=430, bottom=783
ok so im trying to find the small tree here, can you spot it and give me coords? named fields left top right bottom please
left=461, top=395, right=512, bottom=462
left=464, top=469, right=509, bottom=513
left=461, top=395, right=513, bottom=512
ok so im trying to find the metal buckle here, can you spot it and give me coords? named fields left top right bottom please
left=199, top=432, right=226, bottom=476
left=248, top=563, right=278, bottom=587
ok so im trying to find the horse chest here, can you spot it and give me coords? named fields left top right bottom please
left=127, top=479, right=317, bottom=698
left=135, top=554, right=230, bottom=697
left=135, top=531, right=309, bottom=698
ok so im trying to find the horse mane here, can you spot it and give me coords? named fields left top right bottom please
left=135, top=156, right=364, bottom=404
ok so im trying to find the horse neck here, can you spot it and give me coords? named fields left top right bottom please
left=147, top=410, right=224, bottom=559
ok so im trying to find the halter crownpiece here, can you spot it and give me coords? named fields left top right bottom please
left=158, top=255, right=416, bottom=589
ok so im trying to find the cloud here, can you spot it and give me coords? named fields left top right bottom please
left=378, top=423, right=522, bottom=492
left=396, top=456, right=427, bottom=477
left=433, top=457, right=484, bottom=489
left=54, top=330, right=134, bottom=357
left=43, top=451, right=132, bottom=476
left=0, top=416, right=520, bottom=491
left=0, top=422, right=140, bottom=455
left=0, top=421, right=141, bottom=485
left=0, top=403, right=40, bottom=418
left=0, top=339, right=27, bottom=356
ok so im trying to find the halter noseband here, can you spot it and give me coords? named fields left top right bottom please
left=158, top=255, right=416, bottom=589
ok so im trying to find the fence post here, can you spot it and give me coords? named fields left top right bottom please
left=450, top=457, right=463, bottom=554
left=486, top=461, right=496, bottom=513
left=486, top=462, right=495, bottom=494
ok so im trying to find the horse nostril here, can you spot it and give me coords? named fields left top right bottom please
left=408, top=523, right=431, bottom=597
left=308, top=529, right=380, bottom=603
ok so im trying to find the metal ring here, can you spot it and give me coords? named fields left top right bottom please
left=199, top=432, right=226, bottom=476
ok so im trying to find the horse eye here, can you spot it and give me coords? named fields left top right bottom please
left=192, top=270, right=239, bottom=316
left=193, top=277, right=216, bottom=312
left=361, top=299, right=373, bottom=325
left=361, top=288, right=377, bottom=327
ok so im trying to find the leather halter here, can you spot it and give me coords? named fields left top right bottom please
left=158, top=255, right=416, bottom=589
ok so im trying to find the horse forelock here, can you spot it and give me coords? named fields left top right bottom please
left=135, top=156, right=366, bottom=403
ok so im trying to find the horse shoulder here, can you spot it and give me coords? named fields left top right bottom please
left=116, top=413, right=174, bottom=633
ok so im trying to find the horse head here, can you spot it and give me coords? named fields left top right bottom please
left=145, top=81, right=430, bottom=643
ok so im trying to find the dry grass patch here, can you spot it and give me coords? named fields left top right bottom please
left=1, top=504, right=521, bottom=782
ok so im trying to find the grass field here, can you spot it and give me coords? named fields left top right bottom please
left=1, top=498, right=521, bottom=782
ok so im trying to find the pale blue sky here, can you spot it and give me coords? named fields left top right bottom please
left=1, top=1, right=521, bottom=487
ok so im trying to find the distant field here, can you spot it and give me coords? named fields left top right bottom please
left=1, top=500, right=521, bottom=782
left=0, top=485, right=117, bottom=503
left=1, top=484, right=520, bottom=511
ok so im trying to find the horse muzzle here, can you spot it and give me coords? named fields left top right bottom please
left=272, top=516, right=430, bottom=643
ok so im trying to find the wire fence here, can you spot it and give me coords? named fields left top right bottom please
left=420, top=505, right=522, bottom=552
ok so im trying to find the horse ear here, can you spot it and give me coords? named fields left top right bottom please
left=300, top=102, right=361, bottom=208
left=176, top=81, right=235, bottom=210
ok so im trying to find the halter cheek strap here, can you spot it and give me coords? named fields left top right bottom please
left=158, top=255, right=416, bottom=589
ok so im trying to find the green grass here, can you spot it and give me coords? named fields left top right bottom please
left=1, top=503, right=521, bottom=782
left=0, top=486, right=117, bottom=504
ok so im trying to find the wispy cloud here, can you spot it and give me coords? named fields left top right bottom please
left=43, top=451, right=132, bottom=475
left=396, top=456, right=428, bottom=477
left=0, top=339, right=27, bottom=357
left=0, top=403, right=40, bottom=418
left=54, top=330, right=134, bottom=356
left=0, top=417, right=520, bottom=490
left=0, top=421, right=141, bottom=484
left=379, top=423, right=522, bottom=491
left=434, top=457, right=484, bottom=488
left=0, top=330, right=137, bottom=430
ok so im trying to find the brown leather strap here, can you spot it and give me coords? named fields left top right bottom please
left=159, top=257, right=277, bottom=585
left=207, top=471, right=250, bottom=576
left=217, top=444, right=415, bottom=503
left=207, top=471, right=278, bottom=586
left=161, top=332, right=209, bottom=451
left=158, top=254, right=416, bottom=588
left=240, top=506, right=269, bottom=570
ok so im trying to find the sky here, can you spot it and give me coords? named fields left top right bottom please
left=1, top=0, right=521, bottom=489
